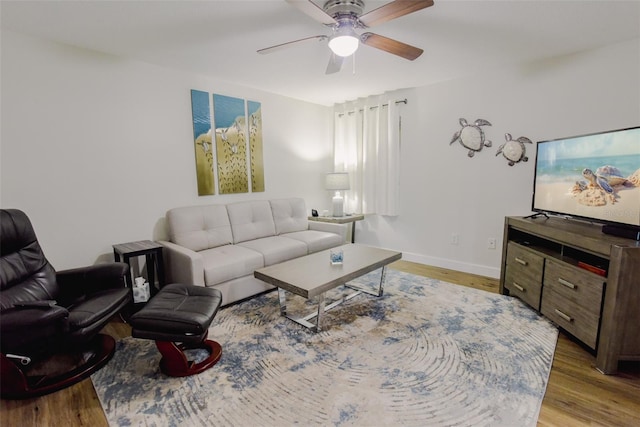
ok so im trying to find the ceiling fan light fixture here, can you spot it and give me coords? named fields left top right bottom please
left=328, top=24, right=359, bottom=57
left=329, top=34, right=359, bottom=57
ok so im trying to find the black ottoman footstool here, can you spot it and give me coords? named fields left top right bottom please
left=130, top=283, right=223, bottom=377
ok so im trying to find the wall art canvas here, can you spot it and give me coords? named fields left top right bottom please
left=213, top=94, right=249, bottom=194
left=248, top=100, right=265, bottom=192
left=190, top=90, right=215, bottom=195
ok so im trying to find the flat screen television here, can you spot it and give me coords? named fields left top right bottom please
left=532, top=126, right=640, bottom=235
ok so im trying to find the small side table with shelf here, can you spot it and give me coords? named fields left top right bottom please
left=308, top=214, right=364, bottom=243
left=113, top=240, right=166, bottom=299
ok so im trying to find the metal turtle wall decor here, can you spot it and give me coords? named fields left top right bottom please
left=496, top=133, right=532, bottom=166
left=450, top=118, right=492, bottom=157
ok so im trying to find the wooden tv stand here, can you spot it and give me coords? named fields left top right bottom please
left=499, top=216, right=640, bottom=374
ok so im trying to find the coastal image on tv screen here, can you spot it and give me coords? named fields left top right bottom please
left=533, top=127, right=640, bottom=227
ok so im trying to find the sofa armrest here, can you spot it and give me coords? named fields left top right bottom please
left=308, top=221, right=348, bottom=242
left=158, top=240, right=205, bottom=286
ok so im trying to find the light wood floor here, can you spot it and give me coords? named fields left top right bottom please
left=2, top=260, right=639, bottom=426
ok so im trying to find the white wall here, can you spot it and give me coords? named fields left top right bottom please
left=0, top=30, right=334, bottom=269
left=354, top=38, right=640, bottom=278
left=3, top=30, right=638, bottom=279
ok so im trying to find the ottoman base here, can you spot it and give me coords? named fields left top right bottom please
left=156, top=332, right=222, bottom=377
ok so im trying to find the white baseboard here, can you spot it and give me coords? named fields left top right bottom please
left=400, top=251, right=501, bottom=279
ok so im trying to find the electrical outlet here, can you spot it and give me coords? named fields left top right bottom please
left=451, top=233, right=459, bottom=246
left=488, top=238, right=497, bottom=250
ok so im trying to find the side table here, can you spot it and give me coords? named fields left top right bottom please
left=113, top=240, right=166, bottom=296
left=308, top=214, right=365, bottom=243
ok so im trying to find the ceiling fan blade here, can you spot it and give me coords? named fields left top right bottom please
left=325, top=53, right=345, bottom=74
left=358, top=0, right=434, bottom=27
left=258, top=35, right=328, bottom=55
left=361, top=33, right=423, bottom=60
left=285, top=0, right=337, bottom=25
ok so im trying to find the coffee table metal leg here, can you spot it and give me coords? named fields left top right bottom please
left=346, top=265, right=388, bottom=297
left=278, top=288, right=287, bottom=316
left=377, top=265, right=387, bottom=296
left=315, top=292, right=326, bottom=332
left=278, top=288, right=322, bottom=332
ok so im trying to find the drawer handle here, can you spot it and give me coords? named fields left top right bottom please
left=515, top=257, right=528, bottom=266
left=558, top=278, right=576, bottom=289
left=513, top=283, right=525, bottom=292
left=554, top=309, right=573, bottom=323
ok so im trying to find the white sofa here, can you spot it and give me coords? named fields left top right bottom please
left=159, top=198, right=347, bottom=306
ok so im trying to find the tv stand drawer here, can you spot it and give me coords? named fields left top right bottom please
left=503, top=242, right=544, bottom=310
left=543, top=258, right=604, bottom=309
left=541, top=286, right=600, bottom=349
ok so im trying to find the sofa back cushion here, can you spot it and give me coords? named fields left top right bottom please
left=166, top=205, right=232, bottom=252
left=227, top=200, right=276, bottom=244
left=270, top=198, right=308, bottom=235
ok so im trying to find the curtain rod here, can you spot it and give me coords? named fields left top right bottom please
left=337, top=98, right=407, bottom=117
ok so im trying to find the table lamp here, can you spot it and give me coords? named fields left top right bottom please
left=325, top=172, right=350, bottom=217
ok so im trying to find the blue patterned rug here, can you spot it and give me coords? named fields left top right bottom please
left=92, top=270, right=558, bottom=426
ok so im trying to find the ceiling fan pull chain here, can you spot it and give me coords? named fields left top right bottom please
left=352, top=51, right=356, bottom=75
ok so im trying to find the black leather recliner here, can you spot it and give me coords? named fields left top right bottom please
left=0, top=209, right=132, bottom=399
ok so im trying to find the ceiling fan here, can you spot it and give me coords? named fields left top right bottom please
left=258, top=0, right=434, bottom=74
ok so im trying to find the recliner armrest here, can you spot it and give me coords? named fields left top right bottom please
left=14, top=300, right=58, bottom=308
left=1, top=304, right=68, bottom=331
left=56, top=262, right=129, bottom=303
left=0, top=305, right=69, bottom=354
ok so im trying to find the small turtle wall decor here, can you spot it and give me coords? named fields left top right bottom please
left=450, top=118, right=492, bottom=157
left=496, top=133, right=532, bottom=166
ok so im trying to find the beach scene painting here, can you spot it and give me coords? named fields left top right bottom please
left=213, top=94, right=249, bottom=194
left=248, top=100, right=265, bottom=192
left=191, top=89, right=215, bottom=196
left=533, top=127, right=640, bottom=226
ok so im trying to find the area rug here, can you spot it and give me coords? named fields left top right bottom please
left=92, top=270, right=558, bottom=427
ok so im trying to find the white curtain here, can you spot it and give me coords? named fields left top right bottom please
left=334, top=95, right=401, bottom=216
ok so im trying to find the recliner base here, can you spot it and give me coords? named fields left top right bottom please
left=0, top=334, right=115, bottom=400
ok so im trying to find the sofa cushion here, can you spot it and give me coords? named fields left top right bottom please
left=281, top=230, right=344, bottom=254
left=238, top=236, right=307, bottom=266
left=200, top=245, right=264, bottom=286
left=227, top=201, right=276, bottom=244
left=270, top=198, right=308, bottom=235
left=167, top=205, right=232, bottom=252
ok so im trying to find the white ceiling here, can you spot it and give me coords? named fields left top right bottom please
left=2, top=0, right=639, bottom=106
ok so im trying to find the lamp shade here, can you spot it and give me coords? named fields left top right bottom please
left=325, top=172, right=350, bottom=191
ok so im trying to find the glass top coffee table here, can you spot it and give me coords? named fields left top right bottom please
left=254, top=244, right=402, bottom=332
